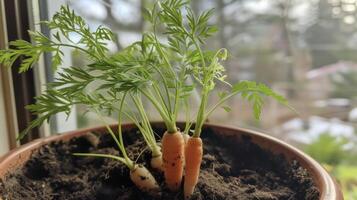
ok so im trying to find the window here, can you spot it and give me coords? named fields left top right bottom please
left=1, top=0, right=356, bottom=196
left=1, top=0, right=356, bottom=138
left=0, top=0, right=8, bottom=155
left=7, top=0, right=350, bottom=136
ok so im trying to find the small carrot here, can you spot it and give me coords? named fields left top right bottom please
left=184, top=137, right=203, bottom=199
left=183, top=133, right=190, bottom=144
left=75, top=152, right=161, bottom=196
left=182, top=133, right=190, bottom=168
left=130, top=164, right=161, bottom=196
left=74, top=95, right=161, bottom=196
left=162, top=131, right=185, bottom=191
left=150, top=146, right=164, bottom=171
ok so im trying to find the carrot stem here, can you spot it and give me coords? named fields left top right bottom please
left=73, top=153, right=132, bottom=168
left=128, top=93, right=164, bottom=171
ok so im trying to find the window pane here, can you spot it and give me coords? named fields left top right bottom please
left=40, top=0, right=357, bottom=133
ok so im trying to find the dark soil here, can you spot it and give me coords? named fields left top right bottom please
left=0, top=126, right=319, bottom=200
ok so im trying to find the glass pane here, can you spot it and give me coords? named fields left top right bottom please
left=40, top=0, right=357, bottom=132
left=0, top=74, right=10, bottom=155
left=42, top=1, right=357, bottom=127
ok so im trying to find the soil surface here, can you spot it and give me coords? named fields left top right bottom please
left=0, top=126, right=319, bottom=200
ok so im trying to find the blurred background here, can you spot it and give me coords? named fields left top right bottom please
left=0, top=0, right=357, bottom=199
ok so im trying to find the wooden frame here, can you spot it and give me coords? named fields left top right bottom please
left=1, top=0, right=41, bottom=145
left=0, top=0, right=18, bottom=150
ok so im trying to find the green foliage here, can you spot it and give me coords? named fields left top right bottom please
left=330, top=71, right=357, bottom=99
left=199, top=80, right=291, bottom=137
left=0, top=39, right=53, bottom=72
left=231, top=81, right=290, bottom=119
left=0, top=0, right=289, bottom=139
left=305, top=133, right=348, bottom=165
left=46, top=5, right=113, bottom=59
left=304, top=131, right=357, bottom=200
left=334, top=165, right=357, bottom=200
left=0, top=5, right=113, bottom=72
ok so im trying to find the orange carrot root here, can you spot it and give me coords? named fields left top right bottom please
left=184, top=137, right=203, bottom=200
left=130, top=165, right=160, bottom=196
left=162, top=131, right=184, bottom=191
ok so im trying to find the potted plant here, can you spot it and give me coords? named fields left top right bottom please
left=0, top=1, right=343, bottom=199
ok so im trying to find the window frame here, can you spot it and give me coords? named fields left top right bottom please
left=1, top=0, right=52, bottom=147
left=0, top=0, right=18, bottom=152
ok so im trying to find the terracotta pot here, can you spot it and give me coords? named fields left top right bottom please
left=0, top=122, right=343, bottom=200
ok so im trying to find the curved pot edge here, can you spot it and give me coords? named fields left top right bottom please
left=0, top=122, right=343, bottom=200
left=202, top=122, right=344, bottom=200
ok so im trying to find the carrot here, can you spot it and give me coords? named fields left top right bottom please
left=182, top=133, right=190, bottom=167
left=150, top=146, right=164, bottom=171
left=184, top=137, right=203, bottom=200
left=130, top=164, right=161, bottom=196
left=74, top=153, right=161, bottom=196
left=74, top=96, right=161, bottom=196
left=82, top=132, right=100, bottom=148
left=183, top=133, right=190, bottom=144
left=162, top=131, right=185, bottom=191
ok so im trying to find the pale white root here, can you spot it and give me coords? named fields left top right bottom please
left=83, top=132, right=99, bottom=147
left=130, top=165, right=160, bottom=196
left=151, top=153, right=164, bottom=172
left=182, top=133, right=190, bottom=168
left=183, top=134, right=190, bottom=144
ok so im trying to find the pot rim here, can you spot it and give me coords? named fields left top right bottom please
left=205, top=122, right=343, bottom=200
left=0, top=122, right=343, bottom=200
